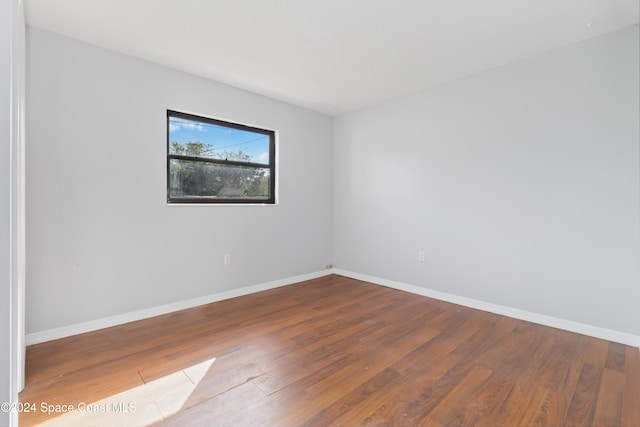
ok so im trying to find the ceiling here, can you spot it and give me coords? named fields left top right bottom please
left=24, top=0, right=639, bottom=116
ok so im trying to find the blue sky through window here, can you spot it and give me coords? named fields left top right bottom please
left=169, top=116, right=270, bottom=164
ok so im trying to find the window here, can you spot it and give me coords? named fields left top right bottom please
left=167, top=110, right=276, bottom=204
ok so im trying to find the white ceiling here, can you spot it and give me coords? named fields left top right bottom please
left=24, top=0, right=639, bottom=116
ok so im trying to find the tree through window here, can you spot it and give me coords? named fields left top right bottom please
left=167, top=110, right=276, bottom=204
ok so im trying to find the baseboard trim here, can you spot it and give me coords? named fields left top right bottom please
left=332, top=268, right=640, bottom=348
left=26, top=270, right=332, bottom=345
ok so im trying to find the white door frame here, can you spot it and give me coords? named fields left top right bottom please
left=10, top=0, right=26, bottom=407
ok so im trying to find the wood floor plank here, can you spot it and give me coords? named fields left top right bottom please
left=19, top=275, right=639, bottom=427
left=605, top=341, right=627, bottom=372
left=300, top=367, right=404, bottom=427
left=621, top=346, right=640, bottom=427
left=593, top=368, right=625, bottom=427
left=564, top=363, right=604, bottom=427
left=269, top=320, right=444, bottom=426
left=249, top=292, right=420, bottom=396
left=582, top=337, right=610, bottom=367
left=333, top=321, right=488, bottom=427
left=338, top=347, right=464, bottom=427
left=288, top=330, right=450, bottom=425
left=153, top=381, right=270, bottom=427
left=530, top=333, right=583, bottom=392
left=517, top=387, right=567, bottom=427
left=560, top=334, right=590, bottom=393
left=465, top=381, right=515, bottom=426
left=422, top=364, right=494, bottom=426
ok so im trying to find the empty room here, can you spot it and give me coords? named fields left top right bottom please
left=2, top=0, right=639, bottom=426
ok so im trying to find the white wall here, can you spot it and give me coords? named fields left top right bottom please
left=26, top=28, right=333, bottom=334
left=1, top=2, right=12, bottom=424
left=334, top=26, right=640, bottom=337
left=2, top=1, right=25, bottom=425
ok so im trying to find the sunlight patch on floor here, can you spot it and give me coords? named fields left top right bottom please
left=35, top=357, right=216, bottom=427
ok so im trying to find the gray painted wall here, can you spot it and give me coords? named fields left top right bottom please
left=25, top=24, right=640, bottom=341
left=334, top=26, right=640, bottom=336
left=26, top=28, right=334, bottom=334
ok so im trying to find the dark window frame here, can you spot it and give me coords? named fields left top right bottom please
left=167, top=110, right=276, bottom=204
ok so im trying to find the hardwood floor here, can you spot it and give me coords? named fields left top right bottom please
left=19, top=275, right=640, bottom=427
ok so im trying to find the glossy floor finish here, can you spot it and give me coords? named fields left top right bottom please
left=19, top=275, right=640, bottom=426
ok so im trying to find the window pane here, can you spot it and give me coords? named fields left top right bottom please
left=169, top=159, right=271, bottom=200
left=169, top=116, right=271, bottom=165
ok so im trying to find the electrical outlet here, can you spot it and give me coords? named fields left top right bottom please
left=224, top=254, right=231, bottom=266
left=418, top=251, right=425, bottom=262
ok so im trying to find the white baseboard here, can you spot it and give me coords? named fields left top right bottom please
left=26, top=268, right=640, bottom=349
left=332, top=268, right=640, bottom=348
left=26, top=270, right=332, bottom=345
